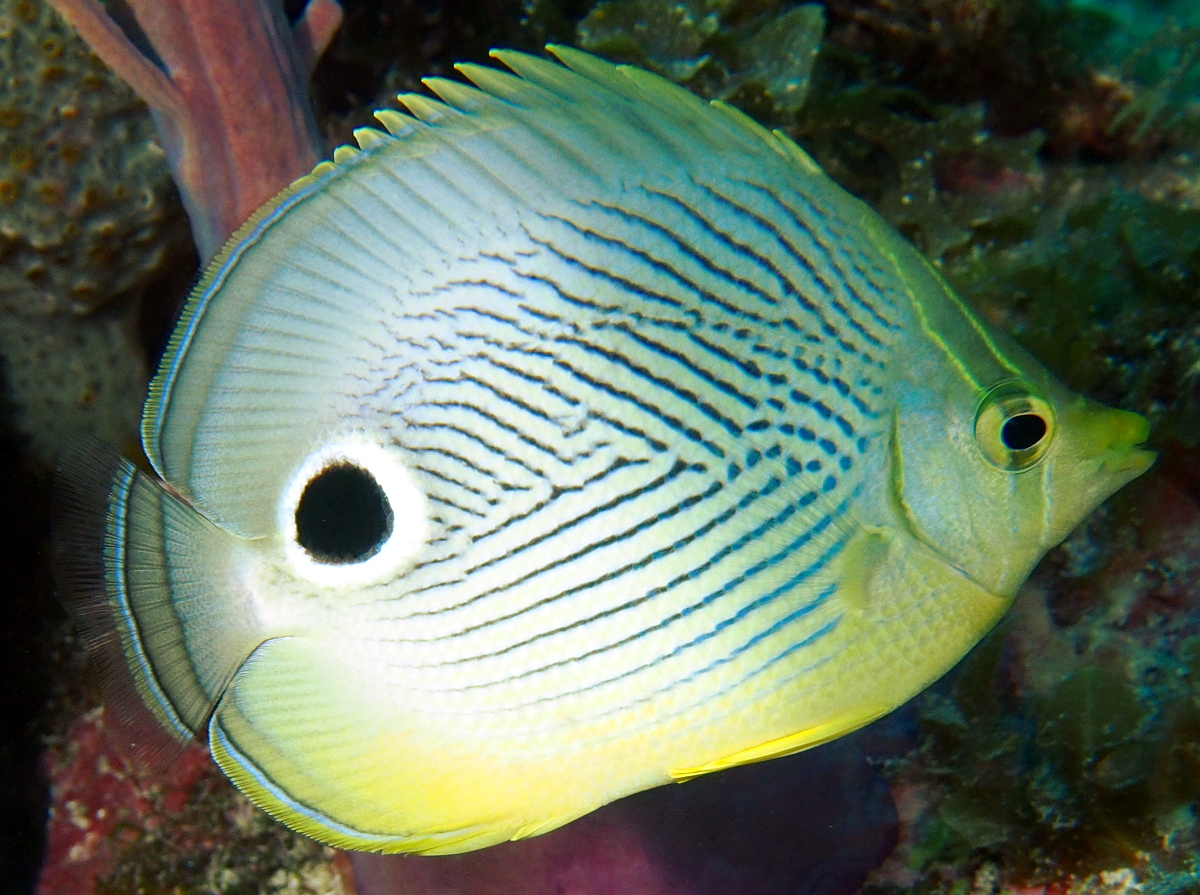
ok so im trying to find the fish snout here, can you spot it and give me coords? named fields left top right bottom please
left=1092, top=407, right=1155, bottom=482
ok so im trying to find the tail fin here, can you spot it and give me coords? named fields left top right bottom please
left=53, top=440, right=263, bottom=763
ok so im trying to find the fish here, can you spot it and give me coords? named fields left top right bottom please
left=54, top=45, right=1154, bottom=855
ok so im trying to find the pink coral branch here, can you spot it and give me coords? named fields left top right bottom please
left=46, top=0, right=341, bottom=261
left=294, top=0, right=345, bottom=77
left=44, top=0, right=183, bottom=119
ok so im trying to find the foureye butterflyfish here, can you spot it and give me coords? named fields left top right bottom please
left=55, top=45, right=1154, bottom=855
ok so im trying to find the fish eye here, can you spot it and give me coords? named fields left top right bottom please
left=975, top=382, right=1055, bottom=471
left=295, top=462, right=394, bottom=564
left=1000, top=413, right=1047, bottom=451
left=281, top=440, right=430, bottom=586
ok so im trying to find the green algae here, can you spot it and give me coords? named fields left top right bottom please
left=577, top=0, right=729, bottom=80
left=791, top=83, right=1045, bottom=256
left=1039, top=666, right=1148, bottom=760
left=1109, top=24, right=1200, bottom=145
left=1065, top=0, right=1200, bottom=65
left=877, top=597, right=1200, bottom=888
left=576, top=0, right=827, bottom=117
left=713, top=4, right=825, bottom=114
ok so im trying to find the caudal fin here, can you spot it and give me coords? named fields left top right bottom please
left=53, top=440, right=263, bottom=763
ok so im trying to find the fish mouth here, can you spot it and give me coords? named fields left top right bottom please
left=1095, top=408, right=1156, bottom=483
left=1108, top=444, right=1157, bottom=478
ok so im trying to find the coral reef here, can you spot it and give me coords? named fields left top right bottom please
left=0, top=0, right=177, bottom=311
left=36, top=707, right=350, bottom=895
left=0, top=0, right=190, bottom=465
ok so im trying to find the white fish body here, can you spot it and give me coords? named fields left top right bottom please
left=55, top=46, right=1153, bottom=854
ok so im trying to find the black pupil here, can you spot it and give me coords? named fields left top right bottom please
left=1001, top=413, right=1047, bottom=451
left=294, top=463, right=393, bottom=564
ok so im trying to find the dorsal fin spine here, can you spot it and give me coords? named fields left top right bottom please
left=353, top=126, right=391, bottom=150
left=396, top=92, right=452, bottom=124
left=373, top=108, right=413, bottom=137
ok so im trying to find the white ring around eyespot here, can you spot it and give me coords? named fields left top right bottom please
left=280, top=439, right=429, bottom=588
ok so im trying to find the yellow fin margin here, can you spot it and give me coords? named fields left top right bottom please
left=353, top=126, right=390, bottom=150
left=668, top=709, right=889, bottom=783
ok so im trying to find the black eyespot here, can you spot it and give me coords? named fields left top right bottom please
left=1001, top=413, right=1047, bottom=451
left=294, top=462, right=393, bottom=564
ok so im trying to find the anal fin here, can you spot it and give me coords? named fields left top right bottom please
left=669, top=708, right=888, bottom=783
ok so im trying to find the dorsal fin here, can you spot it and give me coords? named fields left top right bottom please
left=141, top=47, right=840, bottom=536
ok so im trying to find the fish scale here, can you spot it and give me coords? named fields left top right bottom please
left=54, top=45, right=1154, bottom=854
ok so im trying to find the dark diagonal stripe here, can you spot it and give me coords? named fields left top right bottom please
left=428, top=494, right=487, bottom=518
left=434, top=477, right=726, bottom=649
left=557, top=335, right=741, bottom=448
left=424, top=371, right=564, bottom=430
left=470, top=455, right=647, bottom=544
left=671, top=178, right=848, bottom=341
left=404, top=481, right=849, bottom=675
left=525, top=229, right=771, bottom=324
left=567, top=195, right=782, bottom=308
left=407, top=444, right=500, bottom=480
left=424, top=338, right=674, bottom=455
left=415, top=464, right=491, bottom=499
left=540, top=209, right=779, bottom=319
left=698, top=178, right=891, bottom=348
left=729, top=179, right=899, bottom=334
left=429, top=401, right=566, bottom=462
left=782, top=187, right=904, bottom=311
left=399, top=458, right=694, bottom=607
left=610, top=322, right=758, bottom=412
left=404, top=420, right=547, bottom=477
left=396, top=498, right=851, bottom=710
left=685, top=332, right=764, bottom=380
left=540, top=348, right=725, bottom=458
